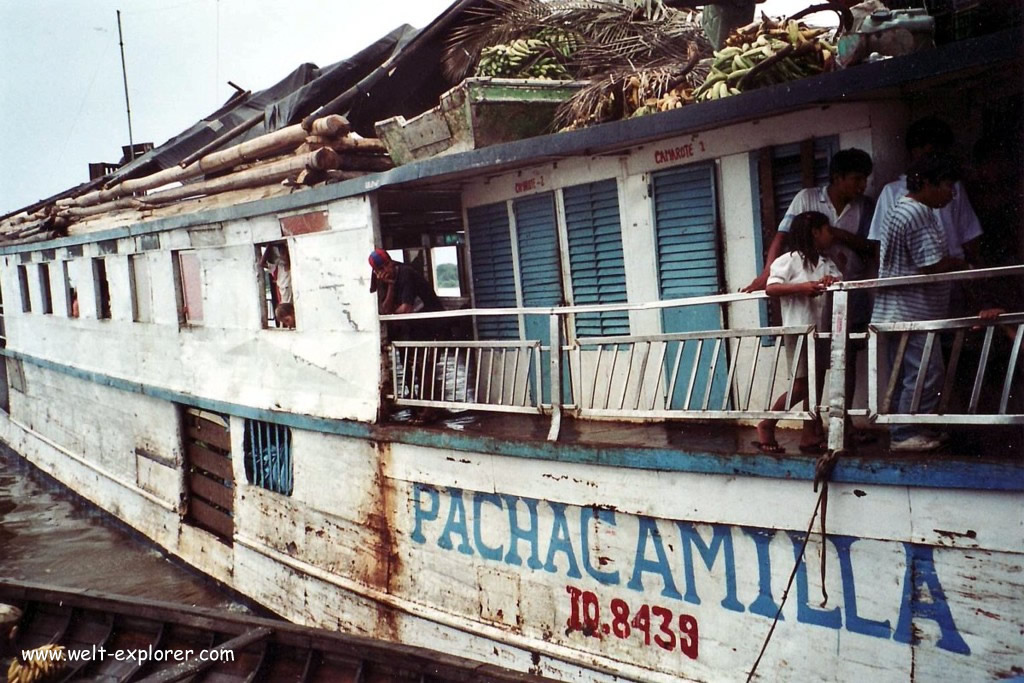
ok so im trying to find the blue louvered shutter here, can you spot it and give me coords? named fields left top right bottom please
left=467, top=202, right=518, bottom=339
left=652, top=162, right=727, bottom=410
left=771, top=136, right=838, bottom=226
left=513, top=193, right=562, bottom=308
left=653, top=163, right=720, bottom=301
left=563, top=179, right=629, bottom=337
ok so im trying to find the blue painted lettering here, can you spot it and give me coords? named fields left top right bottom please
left=544, top=502, right=582, bottom=578
left=678, top=522, right=744, bottom=612
left=832, top=536, right=891, bottom=638
left=438, top=487, right=473, bottom=555
left=411, top=483, right=439, bottom=544
left=581, top=507, right=620, bottom=585
left=628, top=517, right=682, bottom=599
left=411, top=483, right=973, bottom=658
left=788, top=532, right=842, bottom=629
left=472, top=492, right=504, bottom=561
left=742, top=527, right=783, bottom=619
left=503, top=495, right=543, bottom=569
left=894, top=543, right=970, bottom=655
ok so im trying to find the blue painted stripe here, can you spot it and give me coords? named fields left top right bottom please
left=3, top=348, right=1022, bottom=491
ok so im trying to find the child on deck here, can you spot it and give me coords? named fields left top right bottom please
left=754, top=211, right=842, bottom=455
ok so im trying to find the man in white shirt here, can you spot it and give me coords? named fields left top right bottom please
left=744, top=148, right=876, bottom=325
left=744, top=149, right=875, bottom=290
left=869, top=117, right=983, bottom=265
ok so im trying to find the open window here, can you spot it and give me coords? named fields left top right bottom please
left=431, top=245, right=463, bottom=298
left=17, top=265, right=31, bottom=313
left=37, top=263, right=53, bottom=314
left=63, top=261, right=78, bottom=318
left=243, top=419, right=292, bottom=495
left=92, top=257, right=111, bottom=319
left=256, top=241, right=293, bottom=329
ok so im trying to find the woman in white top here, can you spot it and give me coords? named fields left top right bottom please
left=755, top=211, right=842, bottom=455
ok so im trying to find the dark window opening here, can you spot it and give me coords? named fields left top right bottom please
left=63, top=261, right=77, bottom=318
left=92, top=258, right=111, bottom=319
left=38, top=263, right=53, bottom=315
left=17, top=265, right=31, bottom=313
left=243, top=419, right=292, bottom=495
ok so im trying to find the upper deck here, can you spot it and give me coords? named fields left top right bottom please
left=0, top=29, right=1020, bottom=495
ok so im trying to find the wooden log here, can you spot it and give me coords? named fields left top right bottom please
left=324, top=170, right=368, bottom=183
left=59, top=198, right=145, bottom=220
left=70, top=115, right=344, bottom=208
left=308, top=114, right=350, bottom=137
left=177, top=110, right=263, bottom=168
left=197, top=124, right=309, bottom=174
left=304, top=135, right=336, bottom=146
left=138, top=148, right=339, bottom=205
left=329, top=136, right=389, bottom=154
left=338, top=154, right=394, bottom=172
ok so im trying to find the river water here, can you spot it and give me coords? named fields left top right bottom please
left=0, top=445, right=236, bottom=609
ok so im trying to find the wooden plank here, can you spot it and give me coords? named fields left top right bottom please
left=137, top=627, right=272, bottom=683
left=187, top=498, right=233, bottom=541
left=185, top=441, right=233, bottom=482
left=188, top=471, right=233, bottom=512
left=183, top=414, right=231, bottom=453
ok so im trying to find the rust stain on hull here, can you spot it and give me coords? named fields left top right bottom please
left=373, top=439, right=401, bottom=643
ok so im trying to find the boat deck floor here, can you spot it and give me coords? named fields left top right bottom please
left=387, top=410, right=1023, bottom=464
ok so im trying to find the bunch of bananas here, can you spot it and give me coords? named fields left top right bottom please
left=6, top=645, right=65, bottom=683
left=693, top=20, right=836, bottom=102
left=474, top=31, right=577, bottom=80
left=625, top=74, right=696, bottom=118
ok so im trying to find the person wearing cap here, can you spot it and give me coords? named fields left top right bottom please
left=368, top=249, right=443, bottom=317
left=370, top=249, right=447, bottom=424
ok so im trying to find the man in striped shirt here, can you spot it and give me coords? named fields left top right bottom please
left=872, top=154, right=968, bottom=451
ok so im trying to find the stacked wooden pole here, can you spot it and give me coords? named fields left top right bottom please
left=2, top=113, right=395, bottom=239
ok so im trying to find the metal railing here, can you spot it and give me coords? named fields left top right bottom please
left=389, top=340, right=543, bottom=414
left=572, top=325, right=819, bottom=421
left=380, top=265, right=1024, bottom=445
left=868, top=314, right=1024, bottom=425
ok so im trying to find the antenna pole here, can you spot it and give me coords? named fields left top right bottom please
left=116, top=10, right=135, bottom=161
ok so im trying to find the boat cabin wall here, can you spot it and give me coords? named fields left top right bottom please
left=0, top=195, right=383, bottom=424
left=458, top=103, right=907, bottom=409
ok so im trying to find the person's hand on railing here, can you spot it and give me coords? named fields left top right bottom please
left=820, top=274, right=841, bottom=288
left=741, top=273, right=768, bottom=293
left=971, top=307, right=1007, bottom=332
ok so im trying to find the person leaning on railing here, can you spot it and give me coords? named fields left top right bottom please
left=754, top=211, right=842, bottom=455
left=871, top=152, right=1004, bottom=452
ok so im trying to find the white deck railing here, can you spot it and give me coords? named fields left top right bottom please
left=382, top=265, right=1024, bottom=445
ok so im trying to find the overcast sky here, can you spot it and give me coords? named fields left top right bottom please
left=0, top=0, right=812, bottom=216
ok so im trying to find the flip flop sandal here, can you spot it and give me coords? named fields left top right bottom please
left=752, top=440, right=786, bottom=454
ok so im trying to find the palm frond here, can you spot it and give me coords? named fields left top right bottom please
left=442, top=0, right=710, bottom=83
left=554, top=45, right=708, bottom=129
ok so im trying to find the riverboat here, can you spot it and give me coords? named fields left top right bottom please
left=0, top=3, right=1021, bottom=681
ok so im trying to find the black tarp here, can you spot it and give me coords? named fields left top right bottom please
left=104, top=24, right=422, bottom=185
